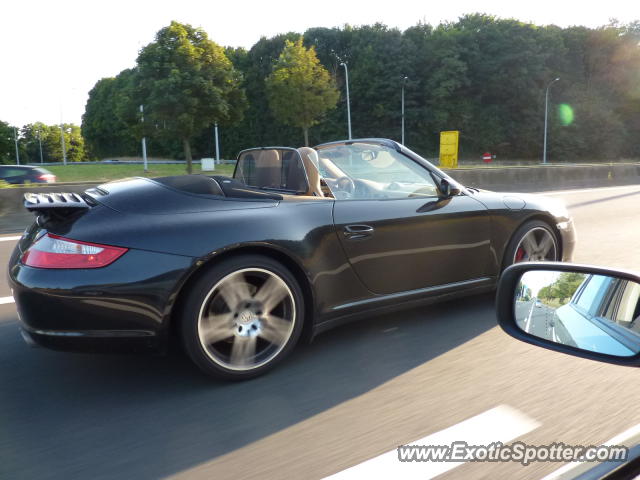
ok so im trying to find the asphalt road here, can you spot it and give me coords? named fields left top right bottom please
left=1, top=184, right=640, bottom=480
left=516, top=300, right=557, bottom=340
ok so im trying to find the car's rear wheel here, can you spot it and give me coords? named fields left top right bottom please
left=503, top=220, right=559, bottom=270
left=181, top=255, right=304, bottom=380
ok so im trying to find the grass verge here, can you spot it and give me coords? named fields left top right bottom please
left=45, top=163, right=235, bottom=183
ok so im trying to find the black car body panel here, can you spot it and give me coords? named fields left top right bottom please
left=7, top=139, right=576, bottom=353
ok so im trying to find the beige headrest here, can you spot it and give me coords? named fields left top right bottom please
left=297, top=147, right=323, bottom=197
left=298, top=147, right=319, bottom=169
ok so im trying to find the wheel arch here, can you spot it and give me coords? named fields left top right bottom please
left=500, top=213, right=563, bottom=271
left=167, top=244, right=316, bottom=349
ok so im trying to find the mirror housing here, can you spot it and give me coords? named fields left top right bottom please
left=497, top=262, right=640, bottom=367
left=439, top=178, right=461, bottom=198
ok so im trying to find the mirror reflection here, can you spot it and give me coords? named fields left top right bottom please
left=515, top=270, right=640, bottom=356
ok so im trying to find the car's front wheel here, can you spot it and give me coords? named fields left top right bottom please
left=503, top=220, right=559, bottom=270
left=181, top=254, right=305, bottom=380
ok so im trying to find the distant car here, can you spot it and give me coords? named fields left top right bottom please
left=0, top=165, right=56, bottom=184
left=535, top=299, right=543, bottom=308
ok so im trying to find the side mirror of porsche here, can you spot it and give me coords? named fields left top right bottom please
left=439, top=178, right=460, bottom=198
left=496, top=262, right=640, bottom=366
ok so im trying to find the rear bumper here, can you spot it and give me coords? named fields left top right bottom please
left=19, top=325, right=158, bottom=353
left=8, top=245, right=194, bottom=353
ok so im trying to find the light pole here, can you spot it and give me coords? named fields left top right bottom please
left=401, top=76, right=408, bottom=145
left=140, top=105, right=148, bottom=172
left=37, top=128, right=44, bottom=163
left=59, top=124, right=67, bottom=166
left=214, top=123, right=220, bottom=164
left=13, top=127, right=20, bottom=165
left=543, top=77, right=560, bottom=164
left=340, top=62, right=352, bottom=139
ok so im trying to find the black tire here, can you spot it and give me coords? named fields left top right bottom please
left=502, top=220, right=560, bottom=272
left=180, top=254, right=305, bottom=380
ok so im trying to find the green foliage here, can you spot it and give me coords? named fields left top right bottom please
left=11, top=16, right=637, bottom=164
left=0, top=122, right=87, bottom=164
left=82, top=71, right=138, bottom=159
left=220, top=17, right=639, bottom=160
left=266, top=38, right=339, bottom=146
left=46, top=163, right=234, bottom=183
left=132, top=21, right=247, bottom=172
left=539, top=272, right=587, bottom=303
left=0, top=121, right=16, bottom=165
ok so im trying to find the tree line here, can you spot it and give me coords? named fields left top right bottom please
left=0, top=121, right=86, bottom=165
left=538, top=272, right=586, bottom=303
left=3, top=15, right=639, bottom=166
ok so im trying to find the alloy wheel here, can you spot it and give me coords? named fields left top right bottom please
left=197, top=268, right=296, bottom=371
left=513, top=227, right=558, bottom=263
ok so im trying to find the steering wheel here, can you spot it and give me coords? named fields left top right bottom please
left=335, top=176, right=356, bottom=197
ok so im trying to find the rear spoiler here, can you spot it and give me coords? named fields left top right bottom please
left=24, top=192, right=91, bottom=216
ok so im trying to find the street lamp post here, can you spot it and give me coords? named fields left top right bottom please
left=214, top=123, right=220, bottom=164
left=37, top=129, right=44, bottom=163
left=140, top=105, right=148, bottom=172
left=13, top=127, right=20, bottom=165
left=59, top=124, right=67, bottom=166
left=543, top=77, right=560, bottom=164
left=340, top=62, right=352, bottom=140
left=401, top=76, right=408, bottom=145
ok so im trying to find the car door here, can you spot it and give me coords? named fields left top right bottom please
left=325, top=143, right=491, bottom=295
left=334, top=195, right=491, bottom=295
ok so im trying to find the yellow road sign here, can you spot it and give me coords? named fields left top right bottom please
left=439, top=131, right=459, bottom=169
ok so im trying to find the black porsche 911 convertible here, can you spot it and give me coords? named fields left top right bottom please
left=8, top=138, right=576, bottom=379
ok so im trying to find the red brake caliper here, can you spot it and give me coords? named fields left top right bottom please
left=515, top=247, right=525, bottom=262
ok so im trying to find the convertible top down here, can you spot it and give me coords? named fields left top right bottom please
left=9, top=139, right=576, bottom=379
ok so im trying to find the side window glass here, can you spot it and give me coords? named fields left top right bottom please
left=574, top=275, right=613, bottom=316
left=2, top=168, right=26, bottom=177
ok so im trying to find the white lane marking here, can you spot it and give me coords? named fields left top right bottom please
left=539, top=422, right=640, bottom=480
left=524, top=302, right=535, bottom=333
left=0, top=296, right=15, bottom=305
left=0, top=235, right=21, bottom=242
left=537, top=184, right=640, bottom=196
left=603, top=422, right=640, bottom=446
left=324, top=405, right=540, bottom=480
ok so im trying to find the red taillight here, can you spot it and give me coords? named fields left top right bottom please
left=38, top=174, right=56, bottom=183
left=22, top=234, right=128, bottom=269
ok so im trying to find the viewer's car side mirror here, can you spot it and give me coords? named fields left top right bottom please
left=496, top=262, right=640, bottom=366
left=439, top=178, right=461, bottom=198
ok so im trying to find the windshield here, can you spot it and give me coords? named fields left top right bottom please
left=316, top=142, right=439, bottom=199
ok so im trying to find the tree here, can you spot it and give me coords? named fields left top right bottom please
left=0, top=121, right=16, bottom=165
left=82, top=71, right=138, bottom=159
left=80, top=19, right=640, bottom=162
left=134, top=21, right=247, bottom=173
left=539, top=272, right=586, bottom=303
left=266, top=38, right=339, bottom=146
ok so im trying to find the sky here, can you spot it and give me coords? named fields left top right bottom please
left=2, top=0, right=638, bottom=128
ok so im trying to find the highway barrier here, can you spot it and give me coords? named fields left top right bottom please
left=1, top=163, right=639, bottom=233
left=443, top=162, right=640, bottom=193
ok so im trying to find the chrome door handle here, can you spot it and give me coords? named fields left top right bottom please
left=343, top=224, right=374, bottom=239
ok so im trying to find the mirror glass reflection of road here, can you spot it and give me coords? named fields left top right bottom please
left=516, top=299, right=557, bottom=339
